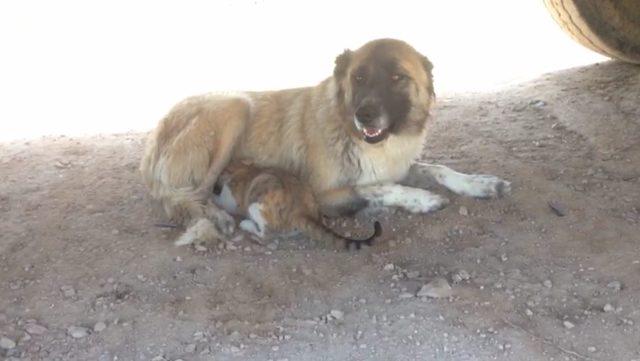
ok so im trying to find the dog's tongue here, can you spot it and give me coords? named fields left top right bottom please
left=363, top=127, right=382, bottom=138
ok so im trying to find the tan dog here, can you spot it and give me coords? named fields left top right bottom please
left=140, top=38, right=510, bottom=245
left=174, top=161, right=382, bottom=250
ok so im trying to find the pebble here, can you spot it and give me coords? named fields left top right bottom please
left=452, top=269, right=471, bottom=284
left=458, top=206, right=469, bottom=216
left=562, top=320, right=575, bottom=329
left=529, top=99, right=547, bottom=108
left=398, top=292, right=414, bottom=299
left=406, top=271, right=420, bottom=279
left=525, top=309, right=534, bottom=317
left=329, top=310, right=344, bottom=321
left=184, top=343, right=196, bottom=353
left=543, top=279, right=553, bottom=288
left=417, top=278, right=453, bottom=298
left=603, top=303, right=615, bottom=313
left=61, top=285, right=76, bottom=298
left=68, top=326, right=90, bottom=338
left=383, top=263, right=395, bottom=271
left=587, top=346, right=597, bottom=353
left=607, top=281, right=622, bottom=292
left=25, top=323, right=48, bottom=335
left=93, top=321, right=107, bottom=332
left=0, top=337, right=16, bottom=349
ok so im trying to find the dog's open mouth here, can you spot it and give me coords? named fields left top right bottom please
left=361, top=126, right=389, bottom=143
left=354, top=118, right=389, bottom=144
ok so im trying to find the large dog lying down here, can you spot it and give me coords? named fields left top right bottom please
left=140, top=38, right=510, bottom=246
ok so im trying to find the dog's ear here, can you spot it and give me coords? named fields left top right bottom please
left=421, top=55, right=435, bottom=98
left=333, top=49, right=353, bottom=80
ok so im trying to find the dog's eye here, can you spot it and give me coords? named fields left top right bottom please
left=391, top=74, right=406, bottom=82
left=354, top=74, right=365, bottom=84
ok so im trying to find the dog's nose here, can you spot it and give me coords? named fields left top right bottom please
left=355, top=105, right=380, bottom=124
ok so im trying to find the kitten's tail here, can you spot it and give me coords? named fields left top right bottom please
left=297, top=217, right=382, bottom=250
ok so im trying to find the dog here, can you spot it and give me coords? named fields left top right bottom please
left=174, top=160, right=382, bottom=250
left=140, top=38, right=510, bottom=245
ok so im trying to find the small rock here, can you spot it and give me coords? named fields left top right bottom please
left=230, top=346, right=241, bottom=353
left=500, top=253, right=508, bottom=262
left=266, top=242, right=278, bottom=251
left=529, top=99, right=547, bottom=108
left=452, top=269, right=471, bottom=284
left=603, top=303, right=615, bottom=313
left=25, top=323, right=48, bottom=335
left=587, top=346, right=597, bottom=353
left=194, top=244, right=207, bottom=252
left=68, top=326, right=90, bottom=338
left=174, top=256, right=182, bottom=262
left=563, top=320, right=575, bottom=329
left=525, top=309, right=534, bottom=317
left=417, top=278, right=453, bottom=298
left=398, top=292, right=414, bottom=299
left=383, top=263, right=395, bottom=271
left=458, top=206, right=469, bottom=216
left=111, top=229, right=120, bottom=235
left=61, top=285, right=76, bottom=298
left=406, top=271, right=420, bottom=279
left=543, top=279, right=553, bottom=288
left=93, top=322, right=107, bottom=332
left=329, top=310, right=344, bottom=321
left=607, top=281, right=622, bottom=292
left=0, top=337, right=16, bottom=349
left=184, top=343, right=196, bottom=353
left=548, top=201, right=566, bottom=217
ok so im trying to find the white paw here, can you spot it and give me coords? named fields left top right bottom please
left=174, top=218, right=222, bottom=247
left=401, top=189, right=449, bottom=213
left=463, top=174, right=511, bottom=198
left=240, top=219, right=266, bottom=238
left=372, top=185, right=449, bottom=214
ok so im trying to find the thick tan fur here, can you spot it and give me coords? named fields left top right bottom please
left=140, top=39, right=436, bottom=245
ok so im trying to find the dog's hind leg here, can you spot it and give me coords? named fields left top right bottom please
left=407, top=162, right=511, bottom=198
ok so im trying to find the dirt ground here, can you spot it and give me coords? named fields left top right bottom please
left=1, top=61, right=639, bottom=361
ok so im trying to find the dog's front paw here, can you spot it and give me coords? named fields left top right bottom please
left=464, top=175, right=511, bottom=198
left=397, top=188, right=449, bottom=213
left=406, top=192, right=449, bottom=213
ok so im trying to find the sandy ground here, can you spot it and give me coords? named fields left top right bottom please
left=1, top=61, right=639, bottom=361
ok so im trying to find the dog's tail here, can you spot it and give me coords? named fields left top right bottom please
left=296, top=217, right=382, bottom=250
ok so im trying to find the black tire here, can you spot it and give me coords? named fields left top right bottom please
left=543, top=0, right=640, bottom=64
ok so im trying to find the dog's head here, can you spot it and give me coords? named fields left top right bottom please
left=333, top=39, right=435, bottom=144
